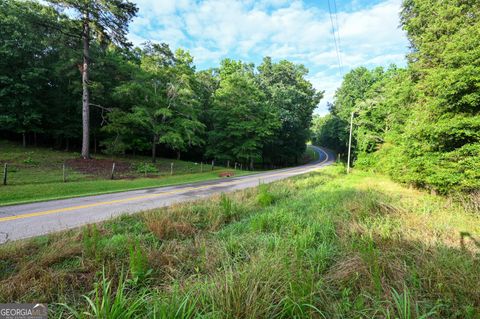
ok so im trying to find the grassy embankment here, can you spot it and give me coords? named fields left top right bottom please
left=0, top=140, right=257, bottom=206
left=0, top=165, right=478, bottom=318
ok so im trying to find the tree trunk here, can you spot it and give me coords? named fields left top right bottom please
left=34, top=132, right=37, bottom=146
left=151, top=135, right=157, bottom=163
left=22, top=132, right=26, bottom=148
left=81, top=14, right=90, bottom=159
left=176, top=151, right=181, bottom=160
left=65, top=138, right=70, bottom=152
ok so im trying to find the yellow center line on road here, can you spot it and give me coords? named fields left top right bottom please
left=0, top=149, right=329, bottom=223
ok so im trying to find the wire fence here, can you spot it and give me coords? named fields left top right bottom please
left=0, top=159, right=252, bottom=186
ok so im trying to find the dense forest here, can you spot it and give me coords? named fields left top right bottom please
left=312, top=0, right=480, bottom=194
left=0, top=0, right=323, bottom=168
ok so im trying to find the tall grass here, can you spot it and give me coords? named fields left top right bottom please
left=0, top=165, right=478, bottom=318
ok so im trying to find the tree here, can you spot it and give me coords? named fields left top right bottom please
left=0, top=1, right=61, bottom=147
left=258, top=58, right=323, bottom=165
left=207, top=59, right=278, bottom=168
left=47, top=0, right=137, bottom=158
left=109, top=44, right=204, bottom=162
left=311, top=113, right=348, bottom=154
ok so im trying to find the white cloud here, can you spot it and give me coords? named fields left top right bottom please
left=128, top=0, right=409, bottom=114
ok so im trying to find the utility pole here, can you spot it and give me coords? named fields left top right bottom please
left=347, top=111, right=354, bottom=174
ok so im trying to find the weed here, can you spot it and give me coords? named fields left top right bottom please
left=152, top=288, right=198, bottom=319
left=383, top=285, right=441, bottom=319
left=219, top=193, right=240, bottom=223
left=129, top=242, right=152, bottom=283
left=257, top=183, right=274, bottom=207
left=145, top=213, right=197, bottom=240
left=22, top=152, right=40, bottom=166
left=134, top=162, right=158, bottom=175
left=82, top=225, right=101, bottom=260
left=60, top=269, right=149, bottom=318
left=1, top=165, right=479, bottom=318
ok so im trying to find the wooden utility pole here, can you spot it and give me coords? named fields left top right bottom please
left=347, top=111, right=354, bottom=174
left=81, top=12, right=90, bottom=159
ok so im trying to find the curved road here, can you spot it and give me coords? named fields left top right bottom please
left=0, top=146, right=335, bottom=243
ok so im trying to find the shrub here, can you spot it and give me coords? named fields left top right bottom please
left=134, top=162, right=158, bottom=175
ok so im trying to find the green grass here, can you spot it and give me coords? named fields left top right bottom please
left=0, top=165, right=479, bottom=318
left=0, top=140, right=254, bottom=206
left=0, top=170, right=253, bottom=206
left=0, top=140, right=221, bottom=183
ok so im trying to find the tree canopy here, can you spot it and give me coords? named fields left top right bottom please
left=0, top=0, right=322, bottom=168
left=312, top=0, right=480, bottom=193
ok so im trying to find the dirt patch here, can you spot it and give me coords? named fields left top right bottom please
left=65, top=158, right=132, bottom=178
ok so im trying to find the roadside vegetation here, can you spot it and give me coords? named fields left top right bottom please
left=0, top=140, right=258, bottom=206
left=0, top=165, right=478, bottom=318
left=0, top=0, right=321, bottom=170
left=0, top=141, right=318, bottom=206
left=311, top=0, right=480, bottom=194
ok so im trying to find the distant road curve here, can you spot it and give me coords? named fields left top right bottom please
left=0, top=146, right=335, bottom=243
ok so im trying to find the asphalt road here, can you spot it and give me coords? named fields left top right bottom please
left=0, top=146, right=335, bottom=244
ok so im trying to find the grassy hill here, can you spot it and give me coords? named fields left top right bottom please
left=0, top=165, right=478, bottom=318
left=0, top=140, right=257, bottom=206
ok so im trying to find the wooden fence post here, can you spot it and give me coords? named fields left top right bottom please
left=211, top=160, right=214, bottom=171
left=170, top=162, right=174, bottom=176
left=3, top=163, right=7, bottom=186
left=111, top=162, right=116, bottom=180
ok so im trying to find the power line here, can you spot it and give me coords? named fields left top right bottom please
left=327, top=0, right=343, bottom=75
left=332, top=0, right=344, bottom=70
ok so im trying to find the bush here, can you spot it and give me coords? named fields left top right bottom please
left=134, top=162, right=158, bottom=175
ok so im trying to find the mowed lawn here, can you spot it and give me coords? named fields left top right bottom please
left=0, top=165, right=478, bottom=318
left=0, top=140, right=254, bottom=206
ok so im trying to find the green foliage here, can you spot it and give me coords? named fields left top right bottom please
left=257, top=184, right=274, bottom=207
left=258, top=57, right=324, bottom=165
left=383, top=286, right=441, bottom=319
left=134, top=162, right=158, bottom=175
left=22, top=153, right=40, bottom=166
left=1, top=1, right=320, bottom=168
left=206, top=59, right=278, bottom=166
left=128, top=242, right=151, bottom=283
left=312, top=0, right=480, bottom=193
left=82, top=224, right=101, bottom=260
left=1, top=167, right=479, bottom=317
left=61, top=269, right=149, bottom=319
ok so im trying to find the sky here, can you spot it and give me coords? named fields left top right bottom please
left=127, top=0, right=410, bottom=115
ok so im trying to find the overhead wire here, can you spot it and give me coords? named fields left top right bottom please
left=332, top=0, right=344, bottom=70
left=327, top=0, right=344, bottom=75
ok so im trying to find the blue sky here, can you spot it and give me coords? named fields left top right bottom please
left=127, top=0, right=409, bottom=114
